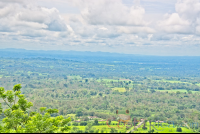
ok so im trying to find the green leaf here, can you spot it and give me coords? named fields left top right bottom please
left=6, top=90, right=14, bottom=103
left=30, top=112, right=37, bottom=117
left=13, top=84, right=22, bottom=92
left=39, top=107, right=47, bottom=113
left=12, top=104, right=19, bottom=110
left=0, top=87, right=5, bottom=95
left=46, top=109, right=59, bottom=114
left=1, top=93, right=7, bottom=99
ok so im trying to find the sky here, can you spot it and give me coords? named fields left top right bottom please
left=0, top=0, right=200, bottom=56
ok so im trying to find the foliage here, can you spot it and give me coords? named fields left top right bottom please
left=176, top=127, right=182, bottom=132
left=0, top=84, right=71, bottom=133
left=94, top=119, right=98, bottom=125
left=80, top=121, right=87, bottom=126
left=110, top=128, right=118, bottom=133
left=1, top=56, right=200, bottom=133
left=75, top=109, right=83, bottom=117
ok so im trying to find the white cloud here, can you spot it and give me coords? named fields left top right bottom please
left=164, top=13, right=189, bottom=26
left=157, top=0, right=200, bottom=35
left=117, top=26, right=155, bottom=34
left=0, top=0, right=200, bottom=56
left=0, top=5, right=14, bottom=18
left=99, top=27, right=108, bottom=31
left=175, top=0, right=200, bottom=20
left=71, top=0, right=147, bottom=26
left=0, top=1, right=71, bottom=37
left=158, top=13, right=191, bottom=34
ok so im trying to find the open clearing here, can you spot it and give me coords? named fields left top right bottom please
left=112, top=87, right=126, bottom=92
left=155, top=89, right=199, bottom=93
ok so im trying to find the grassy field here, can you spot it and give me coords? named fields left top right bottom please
left=133, top=122, right=194, bottom=133
left=67, top=75, right=82, bottom=80
left=154, top=80, right=191, bottom=84
left=69, top=124, right=127, bottom=133
left=197, top=83, right=200, bottom=87
left=39, top=73, right=49, bottom=76
left=96, top=78, right=132, bottom=83
left=66, top=114, right=76, bottom=119
left=112, top=87, right=126, bottom=92
left=96, top=79, right=119, bottom=83
left=155, top=89, right=199, bottom=93
left=67, top=121, right=194, bottom=133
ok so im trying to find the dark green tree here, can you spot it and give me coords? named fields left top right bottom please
left=94, top=119, right=98, bottom=125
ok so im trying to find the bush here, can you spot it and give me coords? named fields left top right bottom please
left=148, top=129, right=154, bottom=133
left=72, top=122, right=79, bottom=126
left=176, top=127, right=182, bottom=132
left=110, top=128, right=118, bottom=133
left=83, top=117, right=89, bottom=121
left=76, top=130, right=83, bottom=133
left=80, top=121, right=87, bottom=126
left=150, top=89, right=156, bottom=93
left=142, top=127, right=147, bottom=130
left=94, top=119, right=98, bottom=125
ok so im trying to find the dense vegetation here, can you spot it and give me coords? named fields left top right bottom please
left=0, top=49, right=200, bottom=133
left=0, top=84, right=71, bottom=133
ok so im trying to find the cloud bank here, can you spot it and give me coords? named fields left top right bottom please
left=0, top=0, right=200, bottom=56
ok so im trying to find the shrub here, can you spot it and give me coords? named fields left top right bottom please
left=176, top=127, right=182, bottom=132
left=80, top=121, right=87, bottom=126
left=72, top=122, right=78, bottom=126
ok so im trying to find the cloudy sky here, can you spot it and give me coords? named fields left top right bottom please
left=0, top=0, right=200, bottom=56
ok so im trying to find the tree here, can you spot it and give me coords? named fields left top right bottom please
left=158, top=87, right=164, bottom=90
left=0, top=84, right=71, bottom=133
left=63, top=84, right=68, bottom=88
left=80, top=121, right=87, bottom=126
left=142, top=120, right=147, bottom=130
left=105, top=89, right=110, bottom=94
left=72, top=122, right=78, bottom=126
left=108, top=119, right=111, bottom=125
left=144, top=111, right=150, bottom=117
left=75, top=108, right=83, bottom=117
left=83, top=117, right=89, bottom=121
left=85, top=123, right=93, bottom=131
left=99, top=93, right=103, bottom=96
left=94, top=119, right=98, bottom=125
left=125, top=86, right=129, bottom=91
left=176, top=127, right=182, bottom=132
left=150, top=89, right=156, bottom=93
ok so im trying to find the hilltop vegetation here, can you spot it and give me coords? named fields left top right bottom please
left=0, top=84, right=71, bottom=133
left=0, top=50, right=200, bottom=133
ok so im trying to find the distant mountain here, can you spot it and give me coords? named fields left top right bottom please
left=1, top=48, right=199, bottom=64
left=0, top=48, right=142, bottom=57
left=1, top=48, right=27, bottom=51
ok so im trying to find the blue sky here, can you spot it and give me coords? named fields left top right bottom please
left=0, top=0, right=200, bottom=56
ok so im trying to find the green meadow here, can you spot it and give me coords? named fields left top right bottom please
left=112, top=87, right=126, bottom=92
left=155, top=89, right=199, bottom=94
left=66, top=113, right=194, bottom=133
left=154, top=80, right=191, bottom=84
left=68, top=121, right=195, bottom=133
